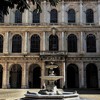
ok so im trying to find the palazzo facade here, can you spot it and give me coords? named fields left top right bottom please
left=0, top=0, right=100, bottom=89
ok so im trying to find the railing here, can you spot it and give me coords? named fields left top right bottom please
left=0, top=22, right=98, bottom=26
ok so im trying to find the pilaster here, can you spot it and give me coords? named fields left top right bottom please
left=22, top=9, right=29, bottom=23
left=62, top=62, right=65, bottom=88
left=43, top=32, right=46, bottom=51
left=42, top=0, right=47, bottom=24
left=79, top=62, right=85, bottom=88
left=61, top=32, right=65, bottom=51
left=23, top=32, right=28, bottom=54
left=80, top=0, right=83, bottom=24
left=4, top=32, right=9, bottom=54
left=80, top=32, right=84, bottom=54
left=98, top=0, right=100, bottom=25
left=21, top=63, right=28, bottom=88
left=2, top=63, right=9, bottom=88
left=61, top=0, right=65, bottom=24
left=41, top=62, right=45, bottom=88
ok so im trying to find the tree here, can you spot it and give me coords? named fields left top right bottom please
left=0, top=0, right=59, bottom=16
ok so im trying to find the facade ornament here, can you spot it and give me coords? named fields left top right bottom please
left=51, top=27, right=57, bottom=35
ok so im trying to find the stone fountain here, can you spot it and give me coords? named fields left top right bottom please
left=21, top=62, right=80, bottom=100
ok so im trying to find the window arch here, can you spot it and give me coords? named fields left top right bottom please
left=0, top=14, right=4, bottom=23
left=50, top=9, right=58, bottom=23
left=0, top=35, right=3, bottom=53
left=15, top=10, right=22, bottom=23
left=49, top=34, right=58, bottom=51
left=12, top=34, right=22, bottom=53
left=86, top=9, right=94, bottom=23
left=30, top=34, right=40, bottom=52
left=32, top=10, right=40, bottom=23
left=86, top=34, right=96, bottom=52
left=68, top=9, right=76, bottom=23
left=68, top=34, right=77, bottom=52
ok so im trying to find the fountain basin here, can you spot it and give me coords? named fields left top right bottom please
left=41, top=76, right=63, bottom=81
left=22, top=92, right=80, bottom=100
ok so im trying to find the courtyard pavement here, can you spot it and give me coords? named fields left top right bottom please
left=0, top=89, right=99, bottom=100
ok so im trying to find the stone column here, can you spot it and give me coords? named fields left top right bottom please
left=98, top=0, right=100, bottom=25
left=80, top=0, right=83, bottom=24
left=41, top=62, right=45, bottom=88
left=84, top=65, right=87, bottom=88
left=61, top=32, right=65, bottom=51
left=22, top=63, right=28, bottom=88
left=22, top=9, right=29, bottom=23
left=61, top=0, right=65, bottom=24
left=80, top=32, right=84, bottom=54
left=43, top=32, right=46, bottom=51
left=23, top=32, right=28, bottom=54
left=62, top=62, right=65, bottom=88
left=79, top=62, right=85, bottom=88
left=4, top=32, right=9, bottom=54
left=42, top=0, right=47, bottom=24
left=96, top=32, right=99, bottom=53
left=2, top=63, right=9, bottom=88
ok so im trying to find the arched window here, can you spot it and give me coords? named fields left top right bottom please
left=68, top=9, right=76, bottom=23
left=15, top=10, right=22, bottom=23
left=50, top=9, right=58, bottom=23
left=49, top=35, right=58, bottom=51
left=86, top=34, right=96, bottom=52
left=86, top=9, right=94, bottom=23
left=0, top=14, right=4, bottom=23
left=32, top=10, right=40, bottom=23
left=12, top=34, right=22, bottom=53
left=30, top=34, right=40, bottom=52
left=0, top=35, right=3, bottom=53
left=68, top=34, right=77, bottom=52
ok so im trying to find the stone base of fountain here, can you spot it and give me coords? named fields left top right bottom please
left=21, top=91, right=80, bottom=100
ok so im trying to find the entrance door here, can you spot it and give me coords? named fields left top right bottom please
left=67, top=64, right=79, bottom=88
left=29, top=64, right=41, bottom=88
left=86, top=64, right=98, bottom=88
left=10, top=64, right=22, bottom=88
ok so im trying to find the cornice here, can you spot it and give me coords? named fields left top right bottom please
left=0, top=25, right=100, bottom=32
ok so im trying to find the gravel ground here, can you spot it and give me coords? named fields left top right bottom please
left=0, top=89, right=99, bottom=100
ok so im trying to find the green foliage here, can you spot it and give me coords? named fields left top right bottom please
left=0, top=0, right=59, bottom=16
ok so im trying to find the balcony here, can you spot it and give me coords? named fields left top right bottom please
left=40, top=51, right=67, bottom=61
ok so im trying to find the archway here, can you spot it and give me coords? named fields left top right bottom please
left=29, top=64, right=41, bottom=88
left=0, top=65, right=3, bottom=88
left=86, top=63, right=98, bottom=88
left=10, top=64, right=22, bottom=88
left=67, top=64, right=79, bottom=88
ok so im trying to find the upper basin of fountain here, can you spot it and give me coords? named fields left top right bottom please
left=41, top=76, right=63, bottom=81
left=46, top=64, right=58, bottom=69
